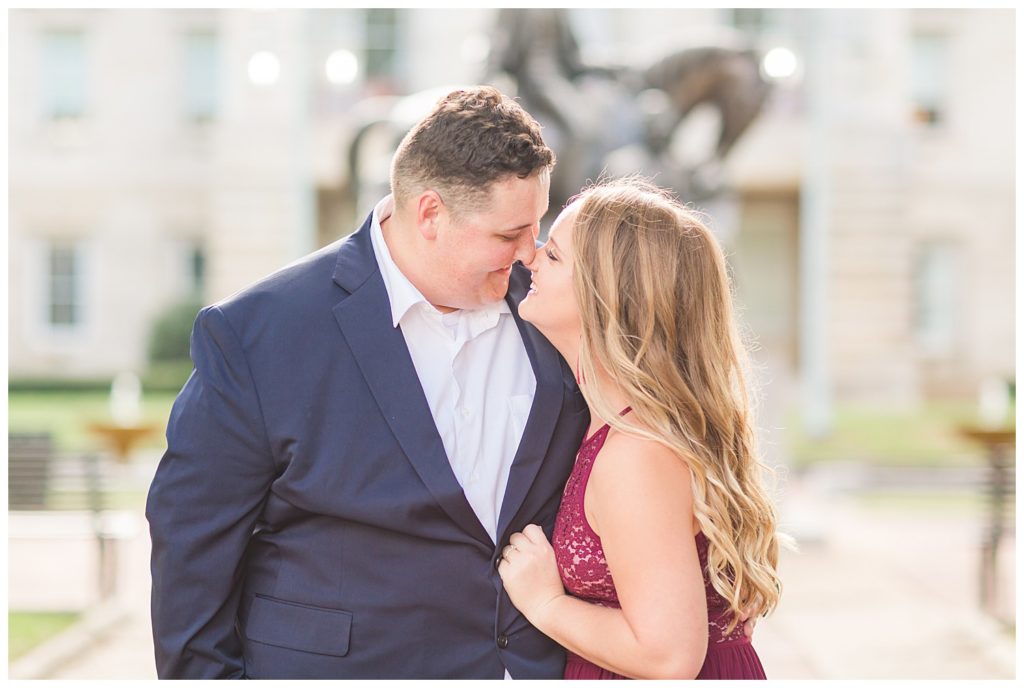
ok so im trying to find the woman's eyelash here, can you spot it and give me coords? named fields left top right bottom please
left=546, top=249, right=558, bottom=261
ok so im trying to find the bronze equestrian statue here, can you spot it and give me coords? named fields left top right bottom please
left=344, top=9, right=771, bottom=223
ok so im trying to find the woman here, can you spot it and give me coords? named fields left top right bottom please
left=498, top=177, right=784, bottom=679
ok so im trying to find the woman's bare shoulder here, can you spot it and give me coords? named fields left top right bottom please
left=586, top=422, right=697, bottom=542
left=590, top=427, right=693, bottom=499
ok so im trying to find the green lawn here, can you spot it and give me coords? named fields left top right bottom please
left=786, top=400, right=1011, bottom=468
left=46, top=489, right=151, bottom=510
left=8, top=390, right=1012, bottom=470
left=853, top=489, right=992, bottom=514
left=8, top=612, right=80, bottom=661
left=8, top=389, right=178, bottom=453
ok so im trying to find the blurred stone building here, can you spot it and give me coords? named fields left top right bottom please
left=8, top=9, right=1014, bottom=412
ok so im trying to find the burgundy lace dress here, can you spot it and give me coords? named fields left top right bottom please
left=552, top=417, right=767, bottom=680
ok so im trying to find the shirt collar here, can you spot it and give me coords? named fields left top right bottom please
left=369, top=196, right=511, bottom=329
left=370, top=196, right=426, bottom=328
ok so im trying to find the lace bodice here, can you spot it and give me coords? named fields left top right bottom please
left=551, top=420, right=747, bottom=645
left=551, top=423, right=619, bottom=607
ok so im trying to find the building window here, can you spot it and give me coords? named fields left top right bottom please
left=725, top=8, right=790, bottom=38
left=47, top=242, right=81, bottom=328
left=913, top=240, right=958, bottom=357
left=728, top=8, right=769, bottom=34
left=41, top=29, right=87, bottom=120
left=189, top=242, right=206, bottom=294
left=183, top=30, right=219, bottom=123
left=364, top=9, right=398, bottom=82
left=910, top=32, right=948, bottom=126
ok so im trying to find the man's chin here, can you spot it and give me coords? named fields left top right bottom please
left=487, top=274, right=513, bottom=300
left=441, top=276, right=512, bottom=310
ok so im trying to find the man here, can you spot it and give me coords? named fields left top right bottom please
left=146, top=87, right=590, bottom=679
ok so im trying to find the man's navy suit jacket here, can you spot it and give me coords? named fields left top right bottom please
left=145, top=213, right=590, bottom=679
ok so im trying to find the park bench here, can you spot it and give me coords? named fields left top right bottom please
left=8, top=432, right=135, bottom=601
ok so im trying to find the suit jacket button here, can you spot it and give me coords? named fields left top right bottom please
left=497, top=634, right=509, bottom=649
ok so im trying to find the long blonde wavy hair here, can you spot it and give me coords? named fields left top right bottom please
left=570, top=177, right=784, bottom=631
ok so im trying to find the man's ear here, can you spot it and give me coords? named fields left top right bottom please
left=414, top=190, right=445, bottom=241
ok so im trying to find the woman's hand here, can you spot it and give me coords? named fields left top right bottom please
left=497, top=524, right=566, bottom=627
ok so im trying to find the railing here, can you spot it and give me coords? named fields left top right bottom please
left=8, top=432, right=123, bottom=600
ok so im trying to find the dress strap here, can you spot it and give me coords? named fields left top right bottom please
left=582, top=406, right=633, bottom=446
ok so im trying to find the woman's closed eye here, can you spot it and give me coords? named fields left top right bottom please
left=546, top=248, right=558, bottom=262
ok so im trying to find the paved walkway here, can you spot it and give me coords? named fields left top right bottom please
left=9, top=467, right=1016, bottom=680
left=754, top=482, right=1015, bottom=679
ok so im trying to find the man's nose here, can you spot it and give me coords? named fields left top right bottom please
left=514, top=230, right=539, bottom=266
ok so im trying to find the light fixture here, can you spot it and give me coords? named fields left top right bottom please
left=761, top=47, right=798, bottom=80
left=248, top=51, right=281, bottom=85
left=325, top=49, right=359, bottom=85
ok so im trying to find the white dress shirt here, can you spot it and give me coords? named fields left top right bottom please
left=369, top=196, right=536, bottom=545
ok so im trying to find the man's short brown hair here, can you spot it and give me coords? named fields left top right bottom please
left=390, top=86, right=555, bottom=219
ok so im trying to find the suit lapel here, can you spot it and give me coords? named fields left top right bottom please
left=331, top=219, right=492, bottom=547
left=496, top=266, right=566, bottom=543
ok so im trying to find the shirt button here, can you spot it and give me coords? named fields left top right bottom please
left=460, top=407, right=471, bottom=418
left=497, top=634, right=509, bottom=649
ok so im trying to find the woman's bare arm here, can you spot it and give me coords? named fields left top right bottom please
left=500, top=431, right=708, bottom=679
